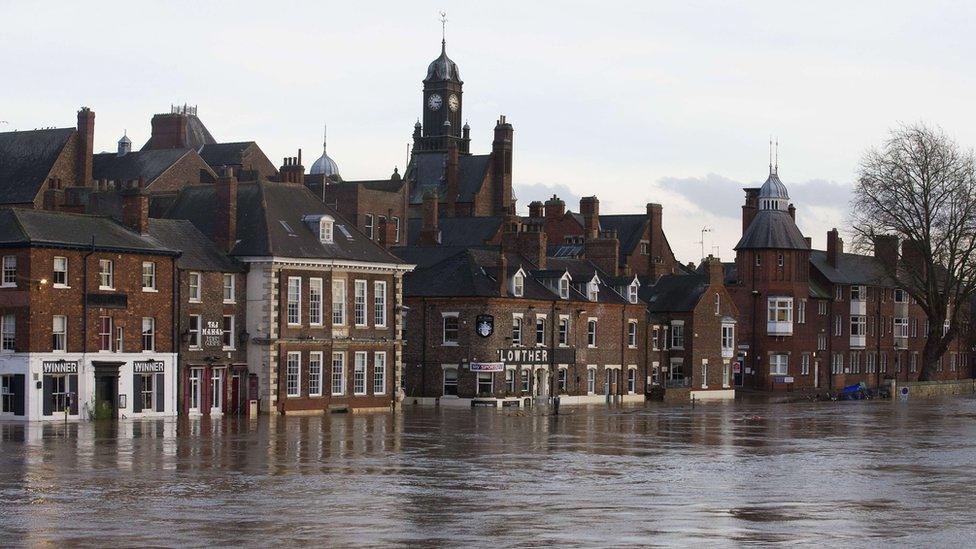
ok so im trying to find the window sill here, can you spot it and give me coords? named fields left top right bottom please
left=188, top=299, right=201, bottom=304
left=142, top=350, right=155, bottom=354
left=222, top=347, right=235, bottom=352
left=53, top=284, right=70, bottom=289
left=142, top=288, right=158, bottom=293
left=628, top=345, right=637, bottom=349
left=0, top=284, right=16, bottom=289
left=587, top=345, right=596, bottom=349
left=354, top=324, right=369, bottom=328
left=223, top=300, right=236, bottom=305
left=189, top=347, right=202, bottom=351
left=331, top=393, right=344, bottom=397
left=309, top=393, right=323, bottom=398
left=98, top=286, right=114, bottom=291
left=442, top=342, right=459, bottom=347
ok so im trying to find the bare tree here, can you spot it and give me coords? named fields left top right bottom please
left=852, top=123, right=976, bottom=380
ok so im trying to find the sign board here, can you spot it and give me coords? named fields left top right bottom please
left=43, top=361, right=78, bottom=374
left=899, top=386, right=909, bottom=401
left=732, top=362, right=741, bottom=374
left=134, top=361, right=165, bottom=374
left=784, top=376, right=794, bottom=384
left=475, top=315, right=494, bottom=338
left=202, top=321, right=223, bottom=349
left=497, top=347, right=575, bottom=365
left=86, top=293, right=128, bottom=308
left=737, top=344, right=750, bottom=350
left=469, top=362, right=504, bottom=372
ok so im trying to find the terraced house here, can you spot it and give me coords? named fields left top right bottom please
left=165, top=171, right=413, bottom=414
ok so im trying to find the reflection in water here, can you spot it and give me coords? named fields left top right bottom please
left=2, top=399, right=976, bottom=546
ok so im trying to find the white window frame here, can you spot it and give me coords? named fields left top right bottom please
left=98, top=259, right=114, bottom=290
left=628, top=320, right=638, bottom=348
left=189, top=314, right=202, bottom=349
left=587, top=318, right=597, bottom=348
left=374, top=281, right=387, bottom=328
left=332, top=279, right=346, bottom=326
left=309, top=351, right=323, bottom=397
left=1, top=255, right=16, bottom=287
left=309, top=278, right=323, bottom=326
left=223, top=273, right=236, bottom=303
left=0, top=313, right=14, bottom=351
left=587, top=367, right=596, bottom=395
left=671, top=321, right=685, bottom=349
left=353, top=351, right=367, bottom=395
left=559, top=277, right=570, bottom=299
left=512, top=313, right=523, bottom=346
left=331, top=352, right=345, bottom=395
left=354, top=280, right=367, bottom=327
left=141, top=317, right=155, bottom=352
left=373, top=352, right=387, bottom=395
left=53, top=256, right=68, bottom=288
left=721, top=324, right=735, bottom=355
left=629, top=283, right=639, bottom=305
left=287, top=277, right=301, bottom=325
left=222, top=315, right=235, bottom=350
left=393, top=217, right=401, bottom=243
left=769, top=354, right=788, bottom=376
left=52, top=315, right=67, bottom=352
left=319, top=218, right=334, bottom=244
left=797, top=299, right=806, bottom=324
left=558, top=315, right=569, bottom=346
left=513, top=273, right=524, bottom=297
left=286, top=351, right=301, bottom=397
left=188, top=272, right=201, bottom=302
left=364, top=214, right=374, bottom=239
left=442, top=312, right=459, bottom=345
left=535, top=314, right=546, bottom=346
left=141, top=261, right=157, bottom=291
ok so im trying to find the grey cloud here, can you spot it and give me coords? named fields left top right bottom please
left=658, top=173, right=853, bottom=220
left=514, top=182, right=583, bottom=214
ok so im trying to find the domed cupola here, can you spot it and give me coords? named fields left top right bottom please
left=758, top=171, right=790, bottom=211
left=425, top=40, right=461, bottom=83
left=309, top=124, right=340, bottom=178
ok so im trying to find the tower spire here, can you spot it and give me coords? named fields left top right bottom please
left=768, top=137, right=773, bottom=175
left=774, top=138, right=779, bottom=175
left=322, top=124, right=327, bottom=154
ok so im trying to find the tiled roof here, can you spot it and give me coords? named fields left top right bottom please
left=198, top=142, right=254, bottom=167
left=0, top=128, right=74, bottom=204
left=598, top=214, right=646, bottom=255
left=147, top=218, right=242, bottom=272
left=735, top=210, right=809, bottom=250
left=164, top=180, right=407, bottom=265
left=407, top=152, right=491, bottom=204
left=93, top=149, right=199, bottom=188
left=0, top=208, right=178, bottom=255
left=405, top=216, right=504, bottom=247
left=810, top=250, right=893, bottom=286
left=640, top=274, right=708, bottom=312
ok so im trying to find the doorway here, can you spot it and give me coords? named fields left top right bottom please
left=93, top=362, right=122, bottom=420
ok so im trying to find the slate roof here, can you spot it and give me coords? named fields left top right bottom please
left=146, top=218, right=242, bottom=272
left=598, top=214, right=646, bottom=255
left=393, top=244, right=491, bottom=270
left=405, top=215, right=504, bottom=246
left=198, top=142, right=254, bottom=167
left=164, top=180, right=407, bottom=265
left=640, top=274, right=708, bottom=313
left=735, top=210, right=809, bottom=250
left=0, top=208, right=179, bottom=255
left=809, top=250, right=892, bottom=286
left=141, top=114, right=215, bottom=152
left=93, top=149, right=196, bottom=187
left=407, top=152, right=491, bottom=205
left=0, top=128, right=74, bottom=204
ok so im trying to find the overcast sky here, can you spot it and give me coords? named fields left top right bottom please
left=3, top=1, right=975, bottom=262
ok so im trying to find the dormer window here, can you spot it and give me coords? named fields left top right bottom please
left=513, top=272, right=525, bottom=297
left=319, top=217, right=334, bottom=244
left=628, top=282, right=639, bottom=304
left=587, top=280, right=599, bottom=302
left=559, top=277, right=570, bottom=300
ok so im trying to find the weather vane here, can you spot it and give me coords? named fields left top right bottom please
left=440, top=11, right=448, bottom=43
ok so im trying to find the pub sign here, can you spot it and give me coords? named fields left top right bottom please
left=476, top=315, right=494, bottom=338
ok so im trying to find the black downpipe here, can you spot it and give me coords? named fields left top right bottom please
left=420, top=297, right=428, bottom=398
left=82, top=237, right=95, bottom=355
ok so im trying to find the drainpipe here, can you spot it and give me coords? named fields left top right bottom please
left=82, top=236, right=94, bottom=417
left=420, top=297, right=427, bottom=398
left=549, top=299, right=557, bottom=409
left=172, top=254, right=180, bottom=417
left=875, top=288, right=881, bottom=389
left=620, top=304, right=626, bottom=401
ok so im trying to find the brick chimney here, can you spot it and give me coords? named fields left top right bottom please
left=873, top=234, right=899, bottom=272
left=121, top=185, right=150, bottom=235
left=827, top=228, right=843, bottom=267
left=528, top=201, right=544, bottom=219
left=278, top=152, right=305, bottom=185
left=214, top=168, right=238, bottom=253
left=515, top=223, right=548, bottom=269
left=496, top=252, right=508, bottom=297
left=419, top=189, right=440, bottom=245
left=76, top=107, right=94, bottom=187
left=544, top=194, right=565, bottom=219
left=445, top=140, right=459, bottom=217
left=491, top=115, right=514, bottom=216
left=742, top=188, right=759, bottom=233
left=706, top=255, right=724, bottom=286
left=584, top=229, right=619, bottom=277
left=146, top=112, right=188, bottom=150
left=378, top=209, right=397, bottom=249
left=580, top=196, right=600, bottom=240
left=646, top=203, right=664, bottom=278
left=42, top=178, right=65, bottom=211
left=902, top=239, right=927, bottom=278
left=788, top=203, right=796, bottom=221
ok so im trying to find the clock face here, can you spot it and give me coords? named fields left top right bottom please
left=427, top=93, right=443, bottom=111
left=448, top=94, right=460, bottom=112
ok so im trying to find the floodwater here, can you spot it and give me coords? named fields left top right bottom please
left=2, top=399, right=976, bottom=548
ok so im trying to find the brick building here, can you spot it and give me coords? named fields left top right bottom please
left=728, top=165, right=971, bottom=391
left=0, top=206, right=179, bottom=421
left=147, top=217, right=249, bottom=416
left=164, top=173, right=413, bottom=414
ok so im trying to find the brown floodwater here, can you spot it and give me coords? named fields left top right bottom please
left=2, top=398, right=976, bottom=547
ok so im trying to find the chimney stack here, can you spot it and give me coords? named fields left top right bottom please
left=378, top=209, right=397, bottom=250
left=742, top=188, right=759, bottom=233
left=646, top=203, right=664, bottom=278
left=214, top=168, right=238, bottom=253
left=279, top=152, right=305, bottom=185
left=445, top=140, right=459, bottom=217
left=580, top=196, right=600, bottom=240
left=497, top=252, right=508, bottom=297
left=121, top=188, right=150, bottom=235
left=544, top=194, right=565, bottom=219
left=873, top=234, right=899, bottom=272
left=491, top=115, right=514, bottom=216
left=528, top=201, right=544, bottom=219
left=146, top=111, right=189, bottom=150
left=419, top=189, right=440, bottom=245
left=826, top=228, right=843, bottom=267
left=706, top=255, right=724, bottom=286
left=788, top=203, right=796, bottom=221
left=76, top=107, right=95, bottom=187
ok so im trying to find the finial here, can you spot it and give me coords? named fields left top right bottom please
left=768, top=137, right=773, bottom=175
left=439, top=11, right=448, bottom=50
left=323, top=123, right=327, bottom=153
left=774, top=138, right=779, bottom=175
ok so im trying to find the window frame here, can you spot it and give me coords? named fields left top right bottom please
left=141, top=317, right=155, bottom=352
left=188, top=272, right=201, bottom=302
left=442, top=313, right=459, bottom=345
left=286, top=351, right=301, bottom=397
left=53, top=256, right=68, bottom=288
left=374, top=280, right=387, bottom=328
left=141, top=261, right=157, bottom=291
left=354, top=280, right=368, bottom=327
left=222, top=274, right=236, bottom=303
left=52, top=315, right=67, bottom=352
left=98, top=259, right=114, bottom=290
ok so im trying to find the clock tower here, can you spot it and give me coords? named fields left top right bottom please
left=414, top=38, right=470, bottom=154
